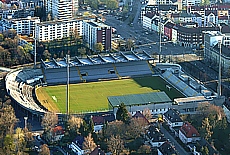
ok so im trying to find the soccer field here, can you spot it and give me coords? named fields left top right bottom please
left=35, top=76, right=184, bottom=114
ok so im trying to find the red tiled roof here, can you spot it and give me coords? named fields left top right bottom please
left=180, top=122, right=200, bottom=138
left=132, top=111, right=150, bottom=124
left=92, top=116, right=104, bottom=125
left=52, top=126, right=64, bottom=135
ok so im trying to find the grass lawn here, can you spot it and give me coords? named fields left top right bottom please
left=36, top=76, right=184, bottom=114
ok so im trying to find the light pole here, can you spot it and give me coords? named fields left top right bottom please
left=34, top=23, right=37, bottom=69
left=66, top=54, right=70, bottom=117
left=217, top=37, right=222, bottom=98
left=159, top=11, right=162, bottom=63
left=24, top=116, right=28, bottom=129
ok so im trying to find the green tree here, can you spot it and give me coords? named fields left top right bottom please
left=95, top=42, right=104, bottom=54
left=116, top=103, right=130, bottom=124
left=79, top=120, right=89, bottom=137
left=106, top=0, right=118, bottom=10
left=15, top=127, right=26, bottom=153
left=3, top=134, right=15, bottom=154
left=88, top=117, right=94, bottom=134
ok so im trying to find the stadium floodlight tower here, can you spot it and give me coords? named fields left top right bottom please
left=217, top=26, right=222, bottom=99
left=66, top=55, right=70, bottom=116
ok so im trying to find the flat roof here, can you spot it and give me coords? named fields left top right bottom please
left=108, top=92, right=172, bottom=107
left=174, top=96, right=207, bottom=103
left=42, top=51, right=153, bottom=69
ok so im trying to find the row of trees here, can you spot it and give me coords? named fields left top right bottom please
left=83, top=0, right=119, bottom=10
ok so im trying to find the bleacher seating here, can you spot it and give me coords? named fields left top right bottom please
left=43, top=60, right=152, bottom=85
left=5, top=69, right=46, bottom=113
left=162, top=70, right=202, bottom=97
left=115, top=61, right=152, bottom=77
left=79, top=63, right=118, bottom=81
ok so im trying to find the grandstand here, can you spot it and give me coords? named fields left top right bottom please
left=161, top=70, right=202, bottom=97
left=5, top=69, right=46, bottom=114
left=41, top=51, right=154, bottom=85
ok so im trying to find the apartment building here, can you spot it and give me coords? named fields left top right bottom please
left=182, top=0, right=201, bottom=6
left=46, top=0, right=78, bottom=20
left=83, top=20, right=111, bottom=52
left=0, top=8, right=35, bottom=19
left=35, top=18, right=82, bottom=42
left=204, top=27, right=230, bottom=71
left=1, top=16, right=40, bottom=36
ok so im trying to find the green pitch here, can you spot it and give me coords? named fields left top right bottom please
left=36, top=76, right=184, bottom=114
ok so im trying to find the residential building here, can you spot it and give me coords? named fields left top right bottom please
left=92, top=114, right=115, bottom=132
left=182, top=0, right=201, bottom=7
left=164, top=109, right=183, bottom=130
left=35, top=18, right=82, bottom=42
left=143, top=12, right=156, bottom=30
left=177, top=26, right=218, bottom=48
left=1, top=16, right=40, bottom=36
left=157, top=141, right=178, bottom=155
left=132, top=111, right=149, bottom=125
left=204, top=27, right=230, bottom=71
left=152, top=17, right=159, bottom=32
left=140, top=5, right=178, bottom=21
left=146, top=125, right=166, bottom=148
left=21, top=0, right=44, bottom=9
left=223, top=98, right=230, bottom=123
left=46, top=0, right=78, bottom=20
left=83, top=20, right=111, bottom=52
left=50, top=126, right=64, bottom=142
left=179, top=122, right=201, bottom=144
left=68, top=135, right=85, bottom=155
left=172, top=25, right=178, bottom=44
left=164, top=22, right=174, bottom=40
left=204, top=11, right=218, bottom=27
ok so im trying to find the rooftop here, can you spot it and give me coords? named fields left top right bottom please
left=41, top=51, right=153, bottom=69
left=108, top=91, right=172, bottom=107
left=180, top=122, right=200, bottom=138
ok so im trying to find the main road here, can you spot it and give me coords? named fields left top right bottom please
left=104, top=0, right=192, bottom=59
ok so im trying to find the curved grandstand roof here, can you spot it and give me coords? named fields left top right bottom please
left=41, top=51, right=153, bottom=69
left=108, top=92, right=172, bottom=107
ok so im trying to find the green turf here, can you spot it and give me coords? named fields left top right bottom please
left=38, top=76, right=184, bottom=114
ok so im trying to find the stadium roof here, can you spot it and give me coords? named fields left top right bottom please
left=41, top=51, right=153, bottom=69
left=108, top=92, right=172, bottom=107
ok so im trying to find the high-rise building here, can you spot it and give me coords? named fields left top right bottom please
left=46, top=0, right=78, bottom=20
left=83, top=20, right=112, bottom=52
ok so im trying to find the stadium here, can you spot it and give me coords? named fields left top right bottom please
left=5, top=51, right=216, bottom=119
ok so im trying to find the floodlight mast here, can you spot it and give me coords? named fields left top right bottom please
left=217, top=26, right=222, bottom=98
left=66, top=55, right=70, bottom=116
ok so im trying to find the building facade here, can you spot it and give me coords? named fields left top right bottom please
left=35, top=19, right=82, bottom=41
left=1, top=16, right=40, bottom=36
left=83, top=20, right=111, bottom=52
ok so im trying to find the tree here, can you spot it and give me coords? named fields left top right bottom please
left=79, top=120, right=89, bottom=137
left=39, top=144, right=50, bottom=155
left=126, top=39, right=134, bottom=51
left=201, top=146, right=209, bottom=155
left=88, top=117, right=94, bottom=134
left=106, top=0, right=118, bottom=10
left=3, top=134, right=15, bottom=154
left=126, top=118, right=147, bottom=139
left=43, top=50, right=51, bottom=60
left=67, top=115, right=83, bottom=135
left=116, top=103, right=130, bottom=124
left=137, top=145, right=151, bottom=154
left=94, top=42, right=104, bottom=54
left=200, top=117, right=213, bottom=141
left=143, top=108, right=152, bottom=120
left=0, top=105, right=18, bottom=139
left=103, top=121, right=125, bottom=139
left=14, top=127, right=26, bottom=153
left=107, top=135, right=124, bottom=155
left=41, top=112, right=58, bottom=132
left=78, top=47, right=86, bottom=58
left=83, top=133, right=97, bottom=154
